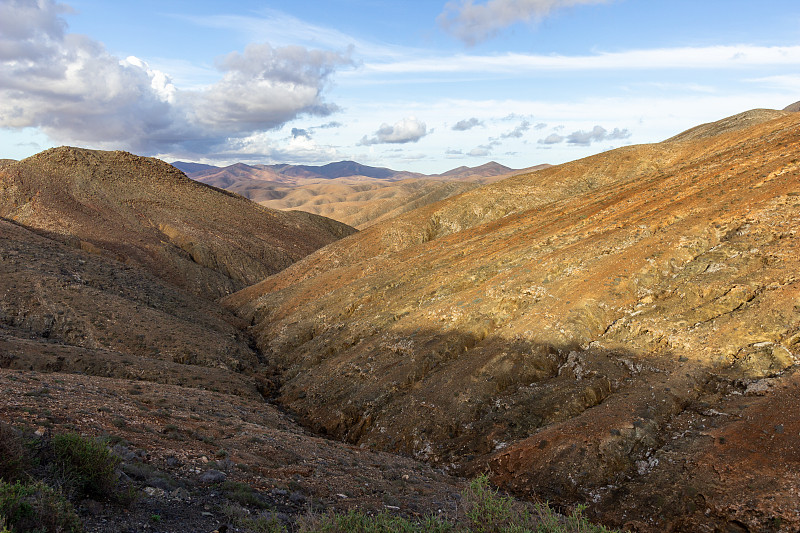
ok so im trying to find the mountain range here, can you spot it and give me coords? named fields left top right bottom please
left=176, top=160, right=546, bottom=229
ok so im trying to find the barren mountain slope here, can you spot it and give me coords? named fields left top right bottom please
left=226, top=110, right=800, bottom=532
left=0, top=176, right=464, bottom=530
left=0, top=217, right=265, bottom=396
left=0, top=147, right=355, bottom=299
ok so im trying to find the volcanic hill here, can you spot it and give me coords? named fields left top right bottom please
left=225, top=108, right=800, bottom=531
left=180, top=160, right=532, bottom=229
left=0, top=147, right=356, bottom=300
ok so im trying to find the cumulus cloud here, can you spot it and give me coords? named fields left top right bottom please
left=538, top=125, right=631, bottom=145
left=0, top=0, right=350, bottom=157
left=359, top=117, right=428, bottom=145
left=446, top=148, right=464, bottom=155
left=192, top=43, right=347, bottom=131
left=567, top=125, right=631, bottom=145
left=538, top=133, right=565, bottom=144
left=468, top=146, right=492, bottom=157
left=501, top=119, right=531, bottom=138
left=452, top=117, right=483, bottom=131
left=439, top=0, right=613, bottom=45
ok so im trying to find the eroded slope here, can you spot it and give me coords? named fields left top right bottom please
left=226, top=110, right=800, bottom=531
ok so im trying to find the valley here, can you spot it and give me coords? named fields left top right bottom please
left=0, top=106, right=798, bottom=532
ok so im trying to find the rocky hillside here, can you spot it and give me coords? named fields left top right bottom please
left=225, top=109, right=800, bottom=532
left=0, top=147, right=355, bottom=300
left=0, top=150, right=463, bottom=531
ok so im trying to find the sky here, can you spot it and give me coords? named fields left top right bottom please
left=1, top=0, right=799, bottom=173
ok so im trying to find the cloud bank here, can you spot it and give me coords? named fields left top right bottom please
left=439, top=0, right=612, bottom=45
left=360, top=117, right=428, bottom=145
left=0, top=0, right=351, bottom=158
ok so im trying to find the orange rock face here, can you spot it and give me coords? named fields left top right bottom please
left=227, top=110, right=800, bottom=531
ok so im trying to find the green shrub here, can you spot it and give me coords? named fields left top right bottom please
left=0, top=480, right=81, bottom=533
left=297, top=475, right=623, bottom=533
left=221, top=480, right=270, bottom=509
left=51, top=432, right=120, bottom=499
left=462, top=475, right=515, bottom=532
left=0, top=424, right=27, bottom=483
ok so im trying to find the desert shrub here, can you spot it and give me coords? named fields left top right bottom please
left=221, top=480, right=270, bottom=509
left=462, top=475, right=515, bottom=532
left=300, top=509, right=426, bottom=533
left=0, top=424, right=27, bottom=483
left=297, top=474, right=622, bottom=533
left=0, top=480, right=81, bottom=533
left=51, top=432, right=120, bottom=499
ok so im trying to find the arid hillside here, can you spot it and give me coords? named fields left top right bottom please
left=184, top=160, right=538, bottom=229
left=226, top=109, right=800, bottom=532
left=0, top=147, right=355, bottom=299
left=0, top=152, right=464, bottom=531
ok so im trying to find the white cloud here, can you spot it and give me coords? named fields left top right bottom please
left=170, top=130, right=343, bottom=165
left=359, top=117, right=428, bottom=145
left=452, top=117, right=484, bottom=131
left=501, top=119, right=531, bottom=138
left=538, top=133, right=565, bottom=144
left=468, top=146, right=492, bottom=156
left=439, top=0, right=613, bottom=45
left=0, top=0, right=350, bottom=157
left=538, top=125, right=630, bottom=145
left=191, top=43, right=349, bottom=132
left=746, top=74, right=800, bottom=91
left=359, top=45, right=800, bottom=76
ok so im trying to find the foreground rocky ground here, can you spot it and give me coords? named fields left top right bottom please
left=0, top=368, right=465, bottom=532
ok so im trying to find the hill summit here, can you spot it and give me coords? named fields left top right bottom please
left=0, top=147, right=355, bottom=299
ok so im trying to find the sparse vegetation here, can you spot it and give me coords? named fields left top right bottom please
left=0, top=480, right=81, bottom=533
left=0, top=424, right=27, bottom=483
left=295, top=475, right=621, bottom=533
left=51, top=432, right=120, bottom=499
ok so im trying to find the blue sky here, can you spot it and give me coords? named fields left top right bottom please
left=1, top=0, right=799, bottom=172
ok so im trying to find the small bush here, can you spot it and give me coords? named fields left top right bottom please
left=462, top=475, right=515, bottom=532
left=221, top=480, right=270, bottom=509
left=51, top=432, right=120, bottom=499
left=0, top=424, right=27, bottom=483
left=297, top=475, right=623, bottom=533
left=0, top=480, right=81, bottom=533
